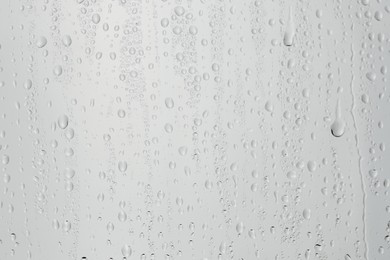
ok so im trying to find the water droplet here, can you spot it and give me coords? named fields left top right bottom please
left=174, top=6, right=185, bottom=16
left=331, top=100, right=346, bottom=137
left=62, top=35, right=72, bottom=47
left=265, top=101, right=273, bottom=112
left=58, top=115, right=69, bottom=129
left=236, top=221, right=245, bottom=234
left=64, top=168, right=75, bottom=179
left=366, top=71, right=377, bottom=82
left=63, top=220, right=71, bottom=232
left=53, top=65, right=63, bottom=76
left=165, top=97, right=174, bottom=109
left=117, top=109, right=126, bottom=118
left=118, top=211, right=127, bottom=222
left=92, top=13, right=101, bottom=24
left=24, top=79, right=32, bottom=90
left=118, top=161, right=128, bottom=172
left=283, top=7, right=295, bottom=46
left=161, top=18, right=169, bottom=28
left=121, top=244, right=132, bottom=257
left=307, top=160, right=317, bottom=172
left=36, top=36, right=47, bottom=48
left=287, top=171, right=297, bottom=180
left=303, top=209, right=311, bottom=219
left=178, top=146, right=188, bottom=156
left=164, top=123, right=173, bottom=133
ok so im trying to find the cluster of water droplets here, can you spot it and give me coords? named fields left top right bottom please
left=0, top=0, right=389, bottom=260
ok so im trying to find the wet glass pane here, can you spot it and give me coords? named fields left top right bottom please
left=0, top=1, right=389, bottom=259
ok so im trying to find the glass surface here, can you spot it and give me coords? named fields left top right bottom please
left=0, top=0, right=389, bottom=259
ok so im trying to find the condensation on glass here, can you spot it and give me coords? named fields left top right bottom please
left=0, top=0, right=389, bottom=260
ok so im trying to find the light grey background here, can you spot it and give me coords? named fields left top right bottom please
left=0, top=0, right=389, bottom=259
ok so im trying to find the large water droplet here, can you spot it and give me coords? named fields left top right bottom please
left=53, top=65, right=63, bottom=76
left=92, top=13, right=101, bottom=24
left=62, top=35, right=72, bottom=47
left=283, top=7, right=295, bottom=46
left=36, top=36, right=47, bottom=48
left=121, top=244, right=132, bottom=257
left=331, top=100, right=346, bottom=137
left=58, top=115, right=69, bottom=129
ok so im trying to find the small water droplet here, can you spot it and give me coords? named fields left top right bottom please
left=53, top=65, right=63, bottom=76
